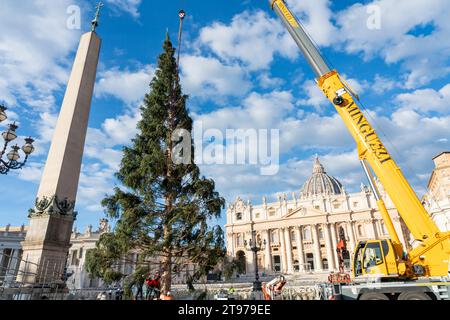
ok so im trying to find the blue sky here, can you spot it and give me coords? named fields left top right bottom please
left=0, top=0, right=449, bottom=231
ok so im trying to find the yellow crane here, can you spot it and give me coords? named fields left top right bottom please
left=268, top=0, right=450, bottom=300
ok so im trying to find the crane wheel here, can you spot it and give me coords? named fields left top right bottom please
left=359, top=292, right=389, bottom=300
left=397, top=292, right=431, bottom=300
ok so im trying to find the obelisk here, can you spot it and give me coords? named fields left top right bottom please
left=18, top=3, right=104, bottom=285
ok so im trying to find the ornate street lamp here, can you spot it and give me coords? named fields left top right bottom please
left=244, top=230, right=266, bottom=293
left=0, top=104, right=35, bottom=175
left=0, top=105, right=7, bottom=122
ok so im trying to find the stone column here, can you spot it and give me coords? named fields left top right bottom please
left=263, top=230, right=272, bottom=273
left=227, top=232, right=234, bottom=257
left=346, top=222, right=356, bottom=252
left=284, top=228, right=294, bottom=274
left=311, top=225, right=323, bottom=271
left=330, top=223, right=339, bottom=269
left=18, top=31, right=101, bottom=285
left=295, top=227, right=305, bottom=272
left=324, top=224, right=336, bottom=271
left=279, top=228, right=287, bottom=273
left=246, top=232, right=255, bottom=275
left=369, top=219, right=379, bottom=238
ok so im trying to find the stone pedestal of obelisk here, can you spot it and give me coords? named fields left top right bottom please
left=17, top=31, right=101, bottom=285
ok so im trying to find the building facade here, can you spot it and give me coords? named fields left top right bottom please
left=422, top=152, right=450, bottom=232
left=0, top=225, right=27, bottom=286
left=225, top=158, right=410, bottom=275
left=66, top=219, right=112, bottom=290
left=1, top=219, right=198, bottom=291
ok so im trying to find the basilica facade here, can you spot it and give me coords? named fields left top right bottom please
left=422, top=152, right=450, bottom=232
left=225, top=157, right=410, bottom=275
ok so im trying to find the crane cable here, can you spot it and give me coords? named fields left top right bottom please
left=357, top=99, right=443, bottom=213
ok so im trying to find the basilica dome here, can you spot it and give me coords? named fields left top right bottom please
left=301, top=157, right=344, bottom=198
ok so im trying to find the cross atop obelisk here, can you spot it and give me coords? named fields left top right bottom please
left=18, top=3, right=104, bottom=288
left=91, top=2, right=104, bottom=32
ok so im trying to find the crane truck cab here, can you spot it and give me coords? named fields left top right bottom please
left=353, top=240, right=401, bottom=279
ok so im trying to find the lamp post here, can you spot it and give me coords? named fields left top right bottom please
left=244, top=229, right=266, bottom=293
left=0, top=104, right=35, bottom=175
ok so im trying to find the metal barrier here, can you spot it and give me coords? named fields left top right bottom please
left=0, top=251, right=68, bottom=300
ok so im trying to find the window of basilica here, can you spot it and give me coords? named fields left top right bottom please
left=303, top=227, right=311, bottom=241
left=271, top=230, right=279, bottom=244
left=236, top=234, right=243, bottom=247
left=357, top=224, right=365, bottom=237
left=290, top=230, right=296, bottom=241
left=318, top=228, right=324, bottom=239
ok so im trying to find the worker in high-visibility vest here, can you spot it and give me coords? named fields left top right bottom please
left=160, top=291, right=174, bottom=300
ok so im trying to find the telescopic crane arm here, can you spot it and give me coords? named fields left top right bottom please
left=269, top=0, right=450, bottom=277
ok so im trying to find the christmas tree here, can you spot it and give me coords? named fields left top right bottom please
left=87, top=34, right=225, bottom=296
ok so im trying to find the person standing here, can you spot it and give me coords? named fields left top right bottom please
left=135, top=273, right=145, bottom=300
left=147, top=271, right=162, bottom=300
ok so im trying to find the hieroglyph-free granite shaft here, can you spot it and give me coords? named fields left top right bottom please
left=18, top=31, right=101, bottom=285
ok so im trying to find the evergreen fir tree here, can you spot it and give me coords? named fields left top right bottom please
left=86, top=34, right=225, bottom=295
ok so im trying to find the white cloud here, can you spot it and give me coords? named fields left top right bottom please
left=96, top=65, right=155, bottom=105
left=102, top=111, right=141, bottom=146
left=198, top=11, right=298, bottom=71
left=30, top=112, right=58, bottom=157
left=342, top=75, right=368, bottom=95
left=337, top=0, right=450, bottom=88
left=17, top=162, right=44, bottom=183
left=372, top=74, right=400, bottom=94
left=77, top=163, right=117, bottom=212
left=298, top=80, right=328, bottom=111
left=280, top=113, right=352, bottom=152
left=84, top=145, right=122, bottom=170
left=193, top=90, right=293, bottom=131
left=396, top=83, right=450, bottom=114
left=199, top=150, right=362, bottom=207
left=286, top=0, right=338, bottom=47
left=193, top=77, right=450, bottom=202
left=351, top=107, right=450, bottom=194
left=105, top=0, right=142, bottom=18
left=0, top=0, right=82, bottom=112
left=193, top=88, right=353, bottom=161
left=257, top=73, right=285, bottom=90
left=181, top=55, right=252, bottom=100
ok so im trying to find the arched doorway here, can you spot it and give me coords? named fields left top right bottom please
left=293, top=260, right=300, bottom=272
left=236, top=251, right=246, bottom=275
left=338, top=226, right=346, bottom=240
left=306, top=253, right=314, bottom=271
left=338, top=226, right=351, bottom=269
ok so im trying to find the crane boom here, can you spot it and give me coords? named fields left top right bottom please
left=269, top=0, right=450, bottom=277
